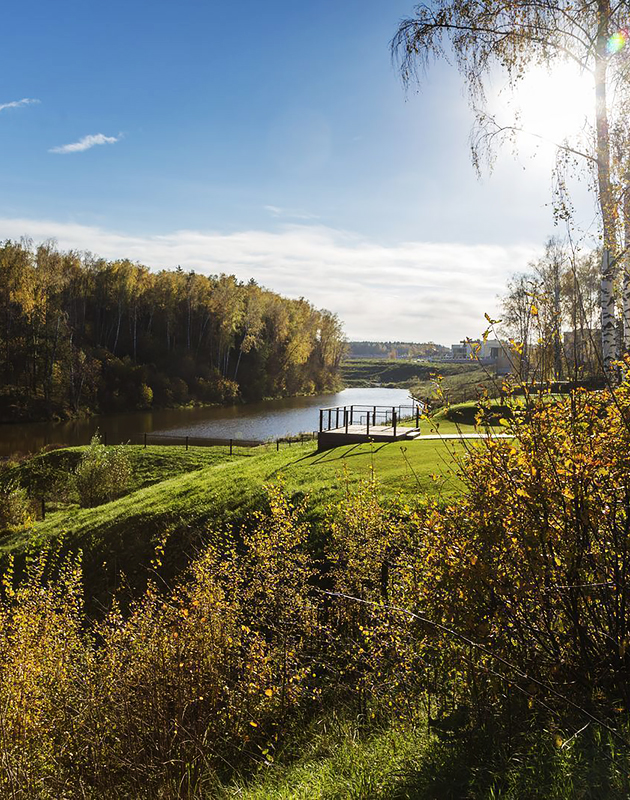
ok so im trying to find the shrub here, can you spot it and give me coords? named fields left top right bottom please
left=75, top=434, right=132, bottom=508
left=0, top=480, right=33, bottom=530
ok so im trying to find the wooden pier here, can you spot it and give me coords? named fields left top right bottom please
left=317, top=403, right=422, bottom=451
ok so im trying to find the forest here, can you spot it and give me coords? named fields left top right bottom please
left=0, top=239, right=346, bottom=422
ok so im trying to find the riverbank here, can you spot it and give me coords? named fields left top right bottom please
left=0, top=387, right=414, bottom=458
left=340, top=358, right=484, bottom=391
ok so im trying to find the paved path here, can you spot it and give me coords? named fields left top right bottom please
left=408, top=432, right=514, bottom=440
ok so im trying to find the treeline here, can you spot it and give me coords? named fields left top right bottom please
left=500, top=238, right=603, bottom=381
left=347, top=340, right=448, bottom=359
left=0, top=239, right=346, bottom=421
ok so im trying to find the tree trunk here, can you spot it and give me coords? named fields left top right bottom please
left=623, top=172, right=630, bottom=354
left=595, top=2, right=617, bottom=371
left=553, top=260, right=563, bottom=379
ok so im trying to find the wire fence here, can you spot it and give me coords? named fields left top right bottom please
left=125, top=431, right=318, bottom=453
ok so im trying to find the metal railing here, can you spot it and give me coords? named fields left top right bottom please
left=318, top=404, right=422, bottom=436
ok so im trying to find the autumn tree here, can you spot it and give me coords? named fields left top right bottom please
left=0, top=239, right=345, bottom=421
left=393, top=1, right=630, bottom=370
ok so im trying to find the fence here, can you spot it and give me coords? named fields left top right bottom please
left=125, top=431, right=317, bottom=453
left=319, top=404, right=422, bottom=436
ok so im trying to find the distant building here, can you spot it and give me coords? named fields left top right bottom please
left=449, top=338, right=515, bottom=375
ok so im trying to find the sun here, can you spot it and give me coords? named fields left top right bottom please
left=492, top=61, right=593, bottom=149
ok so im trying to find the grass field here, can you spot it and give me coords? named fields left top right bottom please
left=341, top=358, right=480, bottom=388
left=0, top=438, right=469, bottom=604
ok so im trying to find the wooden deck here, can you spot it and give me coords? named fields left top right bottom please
left=317, top=425, right=514, bottom=451
left=317, top=424, right=421, bottom=450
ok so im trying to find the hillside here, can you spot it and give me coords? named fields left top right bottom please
left=0, top=438, right=467, bottom=607
left=341, top=358, right=480, bottom=389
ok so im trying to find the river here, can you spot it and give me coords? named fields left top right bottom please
left=0, top=387, right=414, bottom=457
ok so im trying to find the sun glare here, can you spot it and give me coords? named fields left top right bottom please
left=493, top=62, right=593, bottom=149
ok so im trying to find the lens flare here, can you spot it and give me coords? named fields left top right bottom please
left=608, top=30, right=627, bottom=54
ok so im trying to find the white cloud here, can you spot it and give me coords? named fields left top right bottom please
left=0, top=98, right=40, bottom=112
left=263, top=204, right=319, bottom=221
left=0, top=216, right=541, bottom=343
left=49, top=133, right=120, bottom=154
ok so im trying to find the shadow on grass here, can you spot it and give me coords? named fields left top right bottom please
left=307, top=441, right=391, bottom=465
left=388, top=724, right=630, bottom=800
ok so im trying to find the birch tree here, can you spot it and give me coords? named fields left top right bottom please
left=392, top=1, right=630, bottom=371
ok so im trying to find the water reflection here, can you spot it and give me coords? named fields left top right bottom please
left=0, top=387, right=413, bottom=457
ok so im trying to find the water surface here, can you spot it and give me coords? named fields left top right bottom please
left=0, top=387, right=413, bottom=457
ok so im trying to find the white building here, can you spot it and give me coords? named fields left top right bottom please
left=450, top=339, right=502, bottom=361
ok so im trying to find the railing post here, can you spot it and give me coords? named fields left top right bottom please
left=328, top=409, right=331, bottom=430
left=336, top=407, right=339, bottom=429
left=319, top=409, right=323, bottom=433
left=185, top=436, right=189, bottom=450
left=277, top=439, right=280, bottom=451
left=344, top=407, right=348, bottom=434
left=230, top=438, right=233, bottom=455
left=373, top=405, right=376, bottom=425
left=144, top=433, right=147, bottom=449
left=350, top=405, right=354, bottom=425
left=366, top=411, right=370, bottom=437
left=393, top=410, right=397, bottom=437
left=416, top=405, right=420, bottom=429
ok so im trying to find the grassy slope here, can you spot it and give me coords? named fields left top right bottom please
left=0, top=440, right=467, bottom=601
left=341, top=359, right=479, bottom=388
left=411, top=366, right=502, bottom=406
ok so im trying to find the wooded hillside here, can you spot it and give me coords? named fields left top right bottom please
left=0, top=239, right=346, bottom=421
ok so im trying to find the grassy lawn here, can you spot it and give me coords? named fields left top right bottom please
left=0, top=439, right=468, bottom=603
left=4, top=439, right=465, bottom=552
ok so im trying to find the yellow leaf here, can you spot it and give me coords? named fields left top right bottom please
left=265, top=688, right=273, bottom=697
left=531, top=304, right=539, bottom=316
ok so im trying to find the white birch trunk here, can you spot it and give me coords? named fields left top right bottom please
left=595, top=2, right=618, bottom=372
left=601, top=248, right=617, bottom=369
left=623, top=176, right=630, bottom=354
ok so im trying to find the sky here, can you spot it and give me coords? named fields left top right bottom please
left=0, top=0, right=599, bottom=343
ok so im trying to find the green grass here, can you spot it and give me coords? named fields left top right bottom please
left=411, top=366, right=502, bottom=406
left=341, top=359, right=478, bottom=388
left=0, top=439, right=468, bottom=604
left=218, top=713, right=630, bottom=800
left=220, top=717, right=430, bottom=800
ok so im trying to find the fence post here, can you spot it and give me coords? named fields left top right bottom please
left=350, top=405, right=354, bottom=425
left=416, top=405, right=420, bottom=429
left=366, top=411, right=370, bottom=437
left=144, top=433, right=147, bottom=449
left=345, top=406, right=348, bottom=434
left=277, top=439, right=280, bottom=451
left=319, top=409, right=323, bottom=433
left=328, top=409, right=332, bottom=430
left=185, top=436, right=189, bottom=451
left=335, top=407, right=339, bottom=429
left=393, top=410, right=397, bottom=437
left=230, top=438, right=233, bottom=455
left=373, top=405, right=376, bottom=425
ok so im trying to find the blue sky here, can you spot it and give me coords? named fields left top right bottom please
left=0, top=0, right=596, bottom=342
